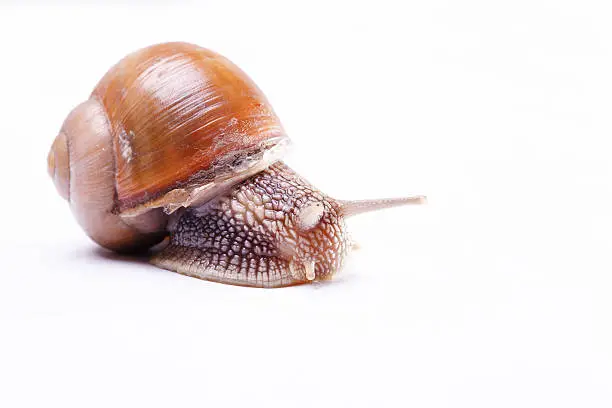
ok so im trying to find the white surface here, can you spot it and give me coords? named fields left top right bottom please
left=1, top=1, right=611, bottom=407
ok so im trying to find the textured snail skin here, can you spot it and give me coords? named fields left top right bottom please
left=152, top=162, right=350, bottom=288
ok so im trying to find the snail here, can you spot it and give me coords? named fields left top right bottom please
left=47, top=42, right=426, bottom=288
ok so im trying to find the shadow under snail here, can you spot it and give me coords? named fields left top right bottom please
left=47, top=42, right=426, bottom=288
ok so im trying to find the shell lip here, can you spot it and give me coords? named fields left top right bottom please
left=119, top=136, right=291, bottom=219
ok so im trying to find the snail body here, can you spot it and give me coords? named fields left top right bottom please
left=48, top=42, right=425, bottom=287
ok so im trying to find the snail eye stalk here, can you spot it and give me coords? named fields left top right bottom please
left=339, top=196, right=427, bottom=217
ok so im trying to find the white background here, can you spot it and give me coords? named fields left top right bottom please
left=1, top=1, right=611, bottom=407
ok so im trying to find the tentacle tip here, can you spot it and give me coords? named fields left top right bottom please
left=305, top=260, right=316, bottom=281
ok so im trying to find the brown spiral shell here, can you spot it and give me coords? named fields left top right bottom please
left=47, top=42, right=289, bottom=252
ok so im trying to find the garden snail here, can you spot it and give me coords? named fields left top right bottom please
left=47, top=42, right=426, bottom=288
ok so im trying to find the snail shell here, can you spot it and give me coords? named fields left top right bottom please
left=47, top=42, right=289, bottom=252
